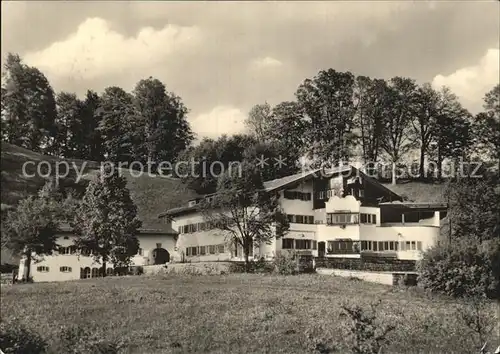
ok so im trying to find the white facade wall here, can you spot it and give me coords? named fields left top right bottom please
left=172, top=213, right=253, bottom=262
left=18, top=233, right=176, bottom=282
left=172, top=181, right=442, bottom=262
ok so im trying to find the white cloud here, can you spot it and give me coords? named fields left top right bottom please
left=190, top=105, right=248, bottom=140
left=251, top=56, right=283, bottom=70
left=23, top=17, right=201, bottom=80
left=432, top=48, right=499, bottom=113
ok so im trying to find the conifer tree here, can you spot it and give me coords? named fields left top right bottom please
left=72, top=167, right=141, bottom=276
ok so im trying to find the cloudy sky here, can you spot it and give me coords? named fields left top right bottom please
left=1, top=1, right=498, bottom=140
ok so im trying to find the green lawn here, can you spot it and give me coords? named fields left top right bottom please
left=1, top=274, right=498, bottom=354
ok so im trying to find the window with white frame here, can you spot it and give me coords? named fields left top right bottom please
left=282, top=238, right=294, bottom=249
left=360, top=213, right=377, bottom=224
left=37, top=266, right=49, bottom=272
left=327, top=212, right=359, bottom=225
left=295, top=239, right=311, bottom=250
left=60, top=266, right=72, bottom=273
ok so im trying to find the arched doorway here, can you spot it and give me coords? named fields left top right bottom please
left=151, top=248, right=170, bottom=265
left=81, top=267, right=91, bottom=279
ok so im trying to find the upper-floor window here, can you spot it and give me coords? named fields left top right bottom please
left=284, top=190, right=312, bottom=201
left=37, top=266, right=49, bottom=272
left=282, top=238, right=315, bottom=250
left=360, top=213, right=377, bottom=224
left=326, top=212, right=359, bottom=225
left=59, top=246, right=77, bottom=255
left=287, top=214, right=314, bottom=224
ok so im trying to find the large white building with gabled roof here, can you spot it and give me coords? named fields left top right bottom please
left=162, top=165, right=448, bottom=262
left=17, top=165, right=447, bottom=282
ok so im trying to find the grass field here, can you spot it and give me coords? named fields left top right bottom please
left=1, top=274, right=498, bottom=354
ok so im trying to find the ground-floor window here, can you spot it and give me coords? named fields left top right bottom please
left=282, top=239, right=294, bottom=249
left=361, top=240, right=422, bottom=252
left=327, top=240, right=359, bottom=254
left=282, top=238, right=316, bottom=250
left=59, top=266, right=72, bottom=273
left=186, top=243, right=227, bottom=257
left=37, top=266, right=49, bottom=272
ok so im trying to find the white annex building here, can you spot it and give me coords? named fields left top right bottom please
left=18, top=165, right=447, bottom=282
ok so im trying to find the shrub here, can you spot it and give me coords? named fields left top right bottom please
left=130, top=266, right=144, bottom=276
left=417, top=238, right=500, bottom=299
left=49, top=325, right=123, bottom=354
left=273, top=251, right=298, bottom=275
left=228, top=259, right=274, bottom=273
left=0, top=319, right=48, bottom=354
left=340, top=300, right=396, bottom=354
left=455, top=297, right=497, bottom=350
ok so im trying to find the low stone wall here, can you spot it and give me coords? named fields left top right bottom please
left=315, top=257, right=416, bottom=272
left=317, top=268, right=394, bottom=285
left=317, top=268, right=418, bottom=286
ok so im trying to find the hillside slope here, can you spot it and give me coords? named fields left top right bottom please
left=1, top=143, right=199, bottom=264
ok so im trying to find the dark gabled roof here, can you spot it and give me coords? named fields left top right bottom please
left=59, top=223, right=177, bottom=235
left=162, top=165, right=405, bottom=218
left=262, top=168, right=322, bottom=191
left=356, top=170, right=403, bottom=202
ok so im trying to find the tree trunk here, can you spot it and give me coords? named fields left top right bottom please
left=243, top=240, right=250, bottom=273
left=244, top=252, right=250, bottom=273
left=419, top=146, right=425, bottom=181
left=25, top=250, right=32, bottom=280
left=102, top=260, right=106, bottom=277
left=392, top=161, right=397, bottom=185
left=437, top=145, right=442, bottom=181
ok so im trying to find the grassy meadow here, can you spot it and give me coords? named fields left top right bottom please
left=1, top=274, right=499, bottom=354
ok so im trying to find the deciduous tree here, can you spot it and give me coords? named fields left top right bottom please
left=1, top=53, right=57, bottom=153
left=380, top=77, right=419, bottom=184
left=98, top=87, right=140, bottom=163
left=133, top=77, right=193, bottom=165
left=473, top=84, right=500, bottom=163
left=353, top=76, right=388, bottom=173
left=201, top=161, right=289, bottom=271
left=1, top=180, right=72, bottom=279
left=72, top=167, right=142, bottom=276
left=296, top=69, right=357, bottom=166
left=53, top=92, right=83, bottom=158
left=177, top=134, right=257, bottom=195
left=245, top=102, right=273, bottom=141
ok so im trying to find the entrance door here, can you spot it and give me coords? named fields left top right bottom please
left=152, top=248, right=170, bottom=264
left=318, top=241, right=326, bottom=257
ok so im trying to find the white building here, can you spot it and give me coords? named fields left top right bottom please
left=18, top=165, right=447, bottom=282
left=17, top=225, right=178, bottom=282
left=163, top=166, right=447, bottom=262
